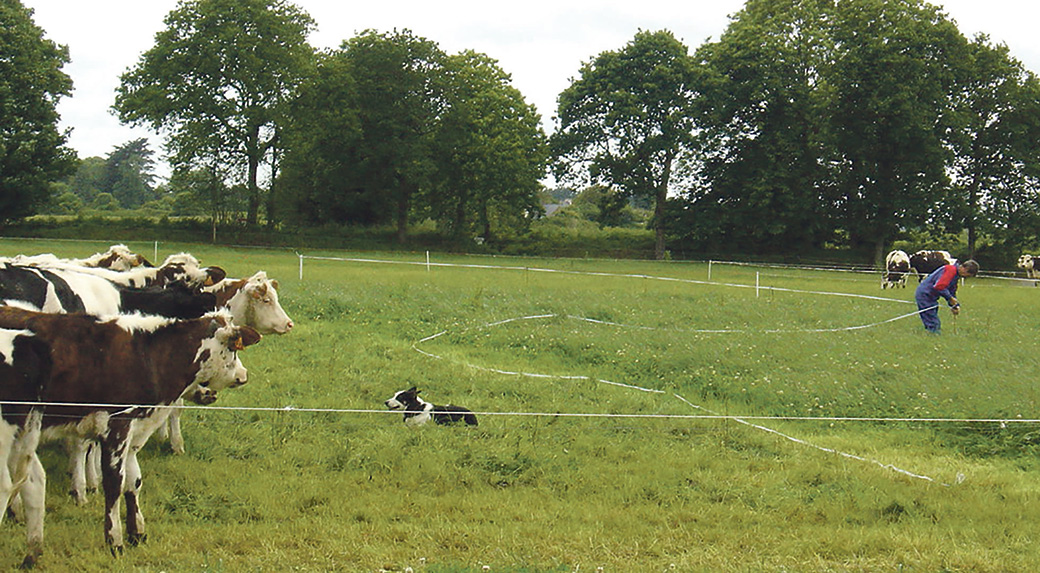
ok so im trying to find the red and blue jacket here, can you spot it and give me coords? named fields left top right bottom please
left=921, top=264, right=960, bottom=303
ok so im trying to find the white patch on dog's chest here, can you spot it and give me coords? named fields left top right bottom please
left=404, top=403, right=434, bottom=427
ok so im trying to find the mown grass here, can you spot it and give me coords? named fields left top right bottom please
left=1, top=239, right=1039, bottom=571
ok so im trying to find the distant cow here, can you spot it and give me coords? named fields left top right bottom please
left=0, top=307, right=261, bottom=567
left=882, top=250, right=910, bottom=289
left=909, top=250, right=955, bottom=281
left=1017, top=254, right=1040, bottom=280
left=11, top=244, right=152, bottom=271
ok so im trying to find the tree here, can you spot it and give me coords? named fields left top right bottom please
left=102, top=138, right=156, bottom=209
left=278, top=50, right=369, bottom=225
left=944, top=36, right=1040, bottom=255
left=115, top=0, right=315, bottom=226
left=427, top=51, right=548, bottom=241
left=553, top=30, right=700, bottom=259
left=0, top=0, right=76, bottom=224
left=688, top=0, right=839, bottom=253
left=341, top=29, right=448, bottom=243
left=827, top=0, right=968, bottom=264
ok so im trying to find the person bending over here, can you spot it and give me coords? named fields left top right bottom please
left=915, top=259, right=979, bottom=333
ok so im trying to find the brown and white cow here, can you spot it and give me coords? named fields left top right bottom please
left=881, top=250, right=910, bottom=289
left=909, top=250, right=955, bottom=281
left=157, top=271, right=294, bottom=454
left=0, top=307, right=260, bottom=567
left=1017, top=254, right=1040, bottom=281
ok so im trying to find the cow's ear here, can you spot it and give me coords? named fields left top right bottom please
left=235, top=325, right=262, bottom=349
left=204, top=266, right=227, bottom=286
left=408, top=386, right=418, bottom=393
left=271, top=279, right=280, bottom=290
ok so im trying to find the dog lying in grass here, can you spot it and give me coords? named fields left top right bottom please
left=384, top=387, right=478, bottom=427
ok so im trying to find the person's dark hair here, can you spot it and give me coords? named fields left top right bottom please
left=960, top=259, right=980, bottom=277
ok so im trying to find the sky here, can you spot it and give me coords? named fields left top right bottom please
left=20, top=0, right=1040, bottom=180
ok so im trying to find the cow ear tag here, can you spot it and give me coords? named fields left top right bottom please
left=230, top=335, right=245, bottom=351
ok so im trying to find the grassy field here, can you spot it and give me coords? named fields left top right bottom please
left=1, top=238, right=1039, bottom=571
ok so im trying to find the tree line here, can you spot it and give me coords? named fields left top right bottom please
left=4, top=0, right=1040, bottom=263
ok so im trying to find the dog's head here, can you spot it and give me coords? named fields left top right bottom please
left=385, top=387, right=425, bottom=411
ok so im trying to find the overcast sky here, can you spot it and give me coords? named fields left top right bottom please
left=21, top=0, right=1040, bottom=179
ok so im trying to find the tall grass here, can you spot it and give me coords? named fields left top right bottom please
left=1, top=239, right=1039, bottom=571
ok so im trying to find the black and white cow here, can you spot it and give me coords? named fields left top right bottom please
left=881, top=250, right=911, bottom=289
left=1017, top=254, right=1040, bottom=280
left=0, top=307, right=261, bottom=567
left=0, top=263, right=216, bottom=319
left=908, top=250, right=955, bottom=281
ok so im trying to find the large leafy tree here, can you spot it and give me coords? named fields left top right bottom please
left=553, top=30, right=700, bottom=259
left=278, top=50, right=368, bottom=225
left=827, top=0, right=968, bottom=263
left=342, top=29, right=448, bottom=243
left=115, top=0, right=315, bottom=226
left=0, top=0, right=75, bottom=224
left=428, top=51, right=547, bottom=241
left=689, top=0, right=838, bottom=253
left=944, top=36, right=1040, bottom=255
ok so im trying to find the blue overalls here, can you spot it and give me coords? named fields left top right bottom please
left=915, top=264, right=959, bottom=333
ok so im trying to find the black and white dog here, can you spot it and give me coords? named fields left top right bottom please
left=384, top=387, right=478, bottom=427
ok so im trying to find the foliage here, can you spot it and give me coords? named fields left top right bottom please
left=115, top=0, right=315, bottom=225
left=0, top=0, right=76, bottom=225
left=425, top=51, right=548, bottom=242
left=553, top=30, right=699, bottom=260
left=944, top=36, right=1040, bottom=253
left=678, top=0, right=1040, bottom=263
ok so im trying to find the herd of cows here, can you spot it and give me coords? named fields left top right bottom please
left=0, top=245, right=293, bottom=568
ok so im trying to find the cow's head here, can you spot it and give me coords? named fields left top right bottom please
left=192, top=312, right=262, bottom=394
left=94, top=244, right=153, bottom=271
left=227, top=271, right=294, bottom=335
left=157, top=253, right=227, bottom=289
left=1018, top=254, right=1034, bottom=270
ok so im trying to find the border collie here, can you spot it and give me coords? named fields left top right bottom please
left=384, top=387, right=478, bottom=427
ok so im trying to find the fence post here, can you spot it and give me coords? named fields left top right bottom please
left=298, top=253, right=304, bottom=281
left=756, top=272, right=760, bottom=298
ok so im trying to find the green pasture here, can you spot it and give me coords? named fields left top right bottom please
left=2, top=238, right=1039, bottom=571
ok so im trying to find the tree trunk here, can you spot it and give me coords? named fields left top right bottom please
left=396, top=183, right=413, bottom=244
left=246, top=124, right=261, bottom=226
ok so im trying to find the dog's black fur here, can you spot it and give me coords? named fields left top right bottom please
left=384, top=387, right=478, bottom=426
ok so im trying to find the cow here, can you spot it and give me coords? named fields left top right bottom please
left=16, top=251, right=225, bottom=290
left=909, top=250, right=955, bottom=282
left=1, top=263, right=216, bottom=320
left=0, top=307, right=261, bottom=567
left=1017, top=254, right=1040, bottom=281
left=11, top=244, right=153, bottom=272
left=159, top=271, right=294, bottom=454
left=881, top=250, right=911, bottom=289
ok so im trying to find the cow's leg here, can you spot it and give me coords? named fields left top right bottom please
left=64, top=437, right=89, bottom=505
left=123, top=442, right=146, bottom=546
left=86, top=441, right=101, bottom=493
left=11, top=411, right=45, bottom=568
left=167, top=400, right=184, bottom=454
left=100, top=422, right=131, bottom=555
left=0, top=419, right=17, bottom=522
